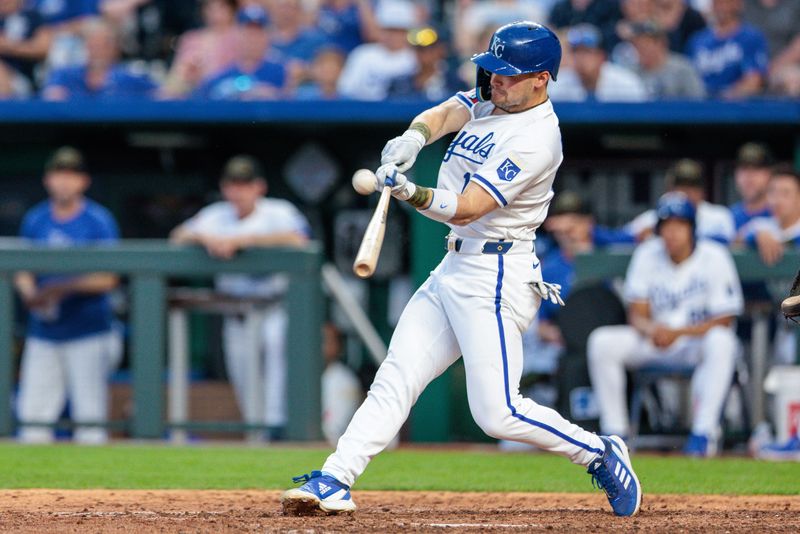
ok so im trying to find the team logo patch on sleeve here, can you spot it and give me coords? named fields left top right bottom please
left=496, top=158, right=522, bottom=181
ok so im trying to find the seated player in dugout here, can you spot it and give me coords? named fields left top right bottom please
left=588, top=192, right=744, bottom=458
left=283, top=21, right=643, bottom=518
left=170, top=155, right=310, bottom=440
left=625, top=158, right=735, bottom=244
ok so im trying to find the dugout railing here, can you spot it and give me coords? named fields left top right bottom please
left=0, top=239, right=323, bottom=440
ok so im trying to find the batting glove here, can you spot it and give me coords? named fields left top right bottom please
left=381, top=129, right=426, bottom=172
left=529, top=281, right=565, bottom=306
left=375, top=163, right=416, bottom=201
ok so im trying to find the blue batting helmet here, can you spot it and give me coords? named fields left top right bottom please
left=471, top=21, right=562, bottom=101
left=655, top=192, right=696, bottom=234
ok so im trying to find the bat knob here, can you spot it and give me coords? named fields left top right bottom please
left=384, top=168, right=397, bottom=187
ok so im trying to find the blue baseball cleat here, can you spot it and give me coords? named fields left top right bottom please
left=281, top=470, right=356, bottom=515
left=758, top=435, right=800, bottom=461
left=683, top=433, right=717, bottom=458
left=587, top=435, right=642, bottom=517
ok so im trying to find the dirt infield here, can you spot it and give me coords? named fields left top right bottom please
left=1, top=490, right=799, bottom=533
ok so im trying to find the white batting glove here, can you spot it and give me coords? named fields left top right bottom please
left=380, top=129, right=426, bottom=172
left=375, top=163, right=416, bottom=201
left=529, top=281, right=565, bottom=306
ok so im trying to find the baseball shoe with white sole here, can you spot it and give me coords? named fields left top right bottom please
left=783, top=270, right=800, bottom=323
left=587, top=435, right=642, bottom=517
left=281, top=470, right=356, bottom=515
left=758, top=436, right=800, bottom=461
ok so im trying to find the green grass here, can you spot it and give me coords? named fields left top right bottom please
left=1, top=443, right=798, bottom=494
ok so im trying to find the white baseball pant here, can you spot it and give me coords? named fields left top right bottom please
left=16, top=329, right=122, bottom=444
left=223, top=304, right=287, bottom=428
left=323, top=249, right=605, bottom=487
left=587, top=325, right=738, bottom=438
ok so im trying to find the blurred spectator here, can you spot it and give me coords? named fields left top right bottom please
left=293, top=46, right=344, bottom=99
left=337, top=0, right=418, bottom=101
left=549, top=23, right=648, bottom=102
left=739, top=163, right=800, bottom=265
left=686, top=0, right=769, bottom=99
left=588, top=192, right=743, bottom=457
left=321, top=322, right=362, bottom=446
left=160, top=0, right=238, bottom=98
left=768, top=33, right=800, bottom=97
left=628, top=20, right=706, bottom=99
left=270, top=0, right=326, bottom=62
left=730, top=141, right=773, bottom=238
left=743, top=0, right=800, bottom=58
left=0, top=0, right=48, bottom=95
left=612, top=0, right=657, bottom=65
left=193, top=5, right=286, bottom=100
left=452, top=0, right=548, bottom=61
left=314, top=0, right=379, bottom=53
left=170, top=155, right=310, bottom=440
left=653, top=0, right=707, bottom=53
left=387, top=26, right=463, bottom=100
left=41, top=0, right=103, bottom=71
left=41, top=19, right=157, bottom=99
left=14, top=146, right=122, bottom=444
left=549, top=0, right=623, bottom=54
left=625, top=159, right=736, bottom=243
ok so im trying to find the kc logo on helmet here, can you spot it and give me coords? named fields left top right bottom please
left=490, top=36, right=505, bottom=58
left=496, top=158, right=521, bottom=182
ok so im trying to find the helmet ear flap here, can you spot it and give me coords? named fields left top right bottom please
left=476, top=67, right=492, bottom=101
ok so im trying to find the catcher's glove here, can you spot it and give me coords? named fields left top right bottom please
left=782, top=269, right=800, bottom=323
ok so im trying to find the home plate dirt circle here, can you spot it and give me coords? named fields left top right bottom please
left=1, top=490, right=799, bottom=532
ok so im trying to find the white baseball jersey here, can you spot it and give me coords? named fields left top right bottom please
left=624, top=238, right=744, bottom=328
left=183, top=198, right=309, bottom=298
left=626, top=201, right=736, bottom=244
left=436, top=89, right=563, bottom=241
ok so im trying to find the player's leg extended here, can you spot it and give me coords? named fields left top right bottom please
left=64, top=331, right=119, bottom=444
left=16, top=338, right=66, bottom=443
left=321, top=276, right=462, bottom=486
left=587, top=325, right=651, bottom=437
left=261, top=305, right=288, bottom=433
left=690, top=326, right=737, bottom=437
left=441, top=253, right=603, bottom=465
left=222, top=317, right=249, bottom=416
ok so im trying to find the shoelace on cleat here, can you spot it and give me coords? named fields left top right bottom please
left=589, top=463, right=619, bottom=500
left=292, top=470, right=323, bottom=484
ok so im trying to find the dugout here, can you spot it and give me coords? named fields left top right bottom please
left=0, top=99, right=797, bottom=442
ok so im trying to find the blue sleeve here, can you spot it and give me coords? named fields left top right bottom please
left=593, top=226, right=637, bottom=246
left=20, top=211, right=36, bottom=239
left=742, top=30, right=769, bottom=75
left=43, top=68, right=68, bottom=90
left=93, top=208, right=120, bottom=241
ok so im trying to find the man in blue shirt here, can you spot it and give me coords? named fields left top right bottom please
left=730, top=142, right=773, bottom=238
left=41, top=18, right=156, bottom=100
left=14, top=146, right=122, bottom=444
left=686, top=0, right=769, bottom=98
left=194, top=5, right=286, bottom=100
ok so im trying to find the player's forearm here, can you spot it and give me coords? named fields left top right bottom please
left=45, top=273, right=119, bottom=296
left=170, top=226, right=202, bottom=244
left=13, top=272, right=37, bottom=300
left=411, top=100, right=469, bottom=144
left=724, top=73, right=763, bottom=99
left=235, top=232, right=309, bottom=248
left=0, top=29, right=52, bottom=60
left=674, top=316, right=733, bottom=338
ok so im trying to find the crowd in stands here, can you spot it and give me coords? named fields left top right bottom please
left=1, top=0, right=799, bottom=101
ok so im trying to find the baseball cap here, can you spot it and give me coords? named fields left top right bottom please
left=736, top=142, right=774, bottom=168
left=549, top=191, right=592, bottom=216
left=237, top=5, right=269, bottom=27
left=221, top=155, right=264, bottom=182
left=666, top=159, right=704, bottom=189
left=45, top=146, right=86, bottom=173
left=567, top=24, right=602, bottom=50
left=375, top=0, right=417, bottom=30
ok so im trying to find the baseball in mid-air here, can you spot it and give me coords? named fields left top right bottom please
left=352, top=169, right=376, bottom=196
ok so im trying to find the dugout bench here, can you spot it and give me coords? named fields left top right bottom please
left=573, top=248, right=800, bottom=430
left=0, top=239, right=323, bottom=440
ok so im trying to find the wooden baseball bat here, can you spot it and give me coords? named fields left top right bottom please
left=353, top=183, right=392, bottom=279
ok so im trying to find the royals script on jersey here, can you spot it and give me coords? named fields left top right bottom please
left=436, top=89, right=563, bottom=241
left=623, top=239, right=744, bottom=329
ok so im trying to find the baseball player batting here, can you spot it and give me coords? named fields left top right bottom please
left=282, top=22, right=641, bottom=517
